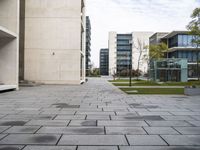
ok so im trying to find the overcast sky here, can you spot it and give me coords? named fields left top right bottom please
left=86, top=0, right=200, bottom=67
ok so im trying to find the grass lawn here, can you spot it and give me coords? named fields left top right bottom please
left=120, top=88, right=184, bottom=95
left=109, top=79, right=143, bottom=83
left=111, top=80, right=200, bottom=86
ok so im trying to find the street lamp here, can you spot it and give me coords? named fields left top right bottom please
left=129, top=40, right=133, bottom=87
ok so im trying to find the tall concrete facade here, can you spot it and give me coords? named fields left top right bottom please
left=0, top=0, right=20, bottom=90
left=20, top=0, right=86, bottom=84
left=108, top=31, right=153, bottom=76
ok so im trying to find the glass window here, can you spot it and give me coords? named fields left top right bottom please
left=178, top=35, right=183, bottom=47
left=188, top=51, right=192, bottom=62
left=188, top=35, right=193, bottom=47
left=183, top=35, right=188, bottom=47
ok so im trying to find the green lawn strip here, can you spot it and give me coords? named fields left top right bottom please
left=120, top=88, right=184, bottom=95
left=113, top=82, right=160, bottom=86
left=112, top=81, right=200, bottom=86
left=109, top=79, right=143, bottom=83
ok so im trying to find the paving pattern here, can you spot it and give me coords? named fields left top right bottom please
left=0, top=78, right=200, bottom=150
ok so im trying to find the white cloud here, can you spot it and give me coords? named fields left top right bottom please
left=86, top=0, right=200, bottom=67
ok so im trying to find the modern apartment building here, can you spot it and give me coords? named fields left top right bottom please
left=19, top=0, right=86, bottom=84
left=86, top=16, right=91, bottom=76
left=150, top=31, right=200, bottom=81
left=100, top=49, right=109, bottom=75
left=0, top=0, right=20, bottom=91
left=109, top=31, right=153, bottom=76
left=149, top=32, right=169, bottom=45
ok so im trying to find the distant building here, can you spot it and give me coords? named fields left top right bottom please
left=150, top=58, right=188, bottom=82
left=86, top=16, right=91, bottom=76
left=100, top=49, right=109, bottom=75
left=109, top=31, right=153, bottom=76
left=149, top=32, right=169, bottom=45
left=0, top=0, right=20, bottom=91
left=150, top=31, right=200, bottom=81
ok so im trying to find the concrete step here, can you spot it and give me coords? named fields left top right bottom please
left=19, top=80, right=41, bottom=87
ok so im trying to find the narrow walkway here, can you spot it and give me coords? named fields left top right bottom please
left=0, top=78, right=199, bottom=150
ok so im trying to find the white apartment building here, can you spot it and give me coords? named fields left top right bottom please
left=0, top=0, right=20, bottom=91
left=109, top=31, right=153, bottom=76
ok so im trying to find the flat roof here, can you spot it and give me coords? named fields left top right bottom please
left=162, top=31, right=189, bottom=39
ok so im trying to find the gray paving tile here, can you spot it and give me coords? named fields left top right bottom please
left=111, top=116, right=164, bottom=121
left=86, top=115, right=110, bottom=120
left=23, top=146, right=76, bottom=150
left=0, top=134, right=61, bottom=145
left=161, top=115, right=195, bottom=121
left=69, top=120, right=97, bottom=126
left=0, top=134, right=7, bottom=140
left=78, top=146, right=118, bottom=150
left=161, top=135, right=200, bottom=145
left=76, top=112, right=115, bottom=115
left=170, top=112, right=200, bottom=116
left=0, top=120, right=28, bottom=126
left=0, top=127, right=10, bottom=133
left=187, top=121, right=200, bottom=126
left=174, top=127, right=200, bottom=134
left=25, top=120, right=70, bottom=126
left=146, top=121, right=192, bottom=127
left=41, top=110, right=76, bottom=115
left=3, top=126, right=40, bottom=134
left=0, top=145, right=24, bottom=150
left=98, top=121, right=148, bottom=127
left=3, top=115, right=55, bottom=120
left=55, top=115, right=86, bottom=120
left=37, top=127, right=104, bottom=134
left=106, top=127, right=146, bottom=135
left=144, top=127, right=179, bottom=135
left=137, top=112, right=172, bottom=116
left=126, top=135, right=167, bottom=146
left=58, top=135, right=128, bottom=146
left=119, top=146, right=200, bottom=150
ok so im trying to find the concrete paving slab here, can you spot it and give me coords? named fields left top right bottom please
left=0, top=127, right=10, bottom=133
left=58, top=135, right=128, bottom=146
left=126, top=135, right=168, bottom=146
left=174, top=127, right=200, bottom=135
left=77, top=146, right=118, bottom=150
left=106, top=127, right=146, bottom=135
left=98, top=120, right=149, bottom=127
left=0, top=134, right=61, bottom=145
left=3, top=126, right=40, bottom=134
left=25, top=120, right=70, bottom=126
left=119, top=146, right=200, bottom=150
left=37, top=127, right=104, bottom=134
left=144, top=127, right=179, bottom=135
left=0, top=145, right=24, bottom=150
left=23, top=146, right=76, bottom=150
left=146, top=121, right=193, bottom=127
left=161, top=135, right=200, bottom=145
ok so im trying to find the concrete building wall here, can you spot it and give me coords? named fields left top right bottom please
left=23, top=0, right=85, bottom=84
left=108, top=32, right=117, bottom=76
left=0, top=0, right=19, bottom=88
left=132, top=32, right=153, bottom=73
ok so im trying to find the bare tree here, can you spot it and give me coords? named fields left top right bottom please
left=133, top=39, right=148, bottom=80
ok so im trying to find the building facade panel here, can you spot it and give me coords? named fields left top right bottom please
left=0, top=0, right=19, bottom=90
left=22, top=0, right=85, bottom=84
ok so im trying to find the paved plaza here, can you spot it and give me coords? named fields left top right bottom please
left=0, top=78, right=200, bottom=150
